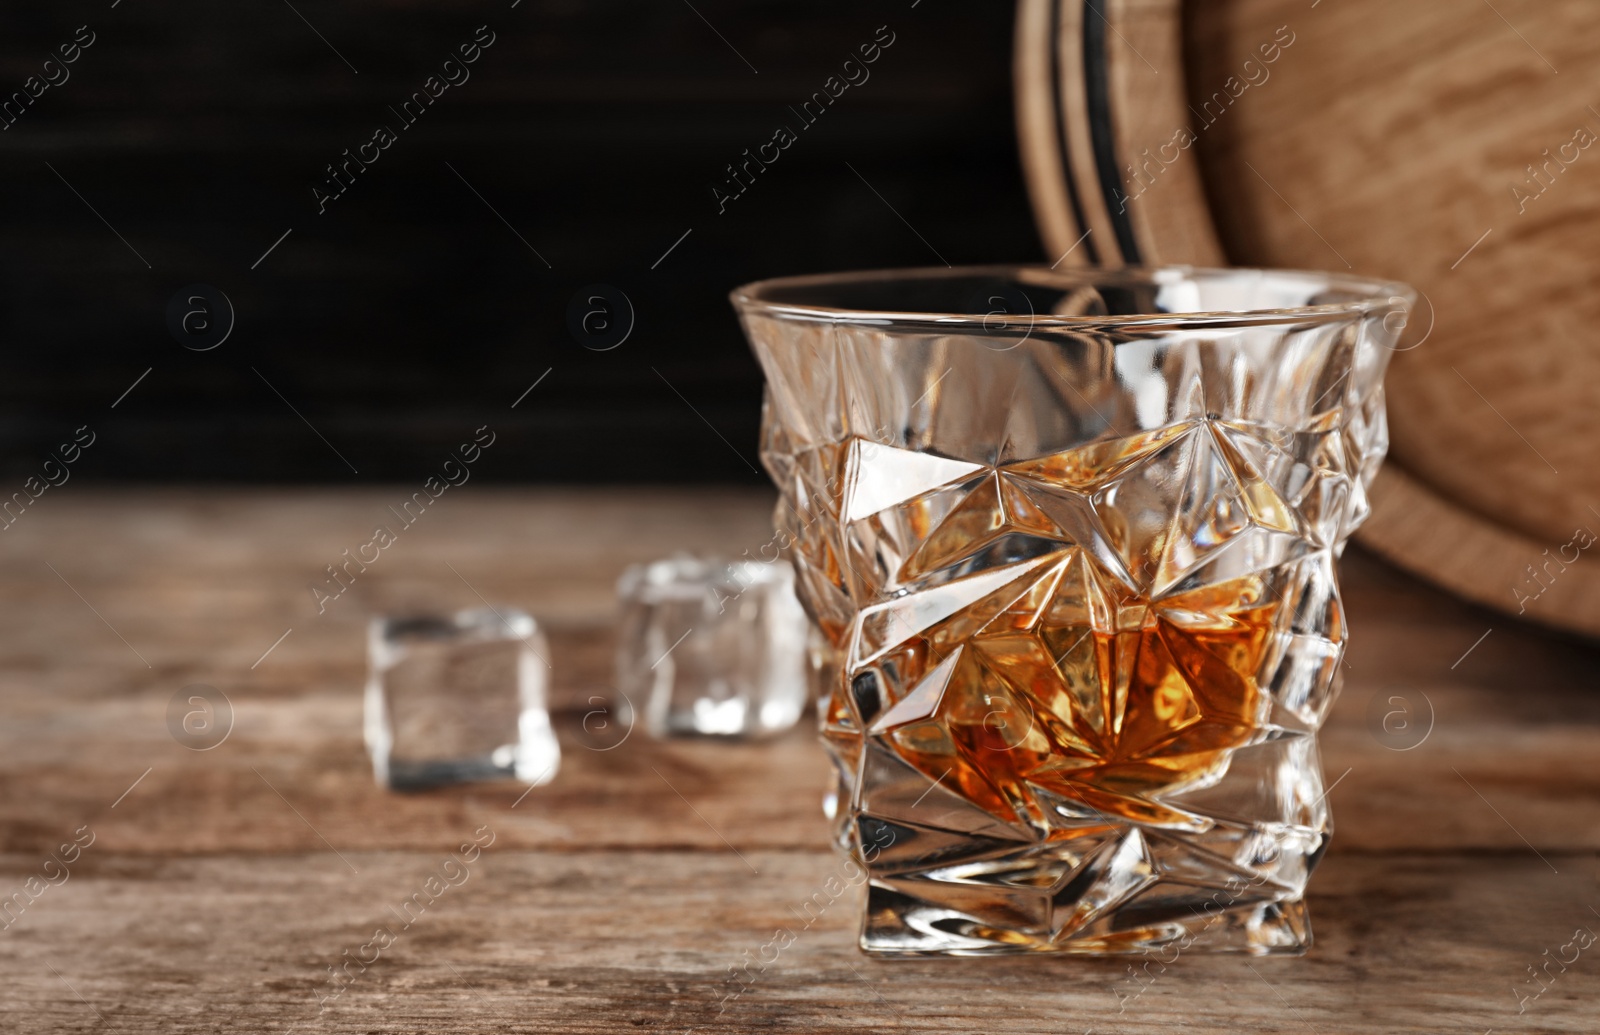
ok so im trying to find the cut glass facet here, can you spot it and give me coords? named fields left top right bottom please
left=734, top=265, right=1412, bottom=956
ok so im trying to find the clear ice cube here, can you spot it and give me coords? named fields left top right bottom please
left=616, top=556, right=808, bottom=739
left=365, top=607, right=560, bottom=791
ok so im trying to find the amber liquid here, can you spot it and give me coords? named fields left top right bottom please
left=834, top=575, right=1278, bottom=833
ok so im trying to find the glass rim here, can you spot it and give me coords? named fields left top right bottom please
left=730, top=263, right=1416, bottom=332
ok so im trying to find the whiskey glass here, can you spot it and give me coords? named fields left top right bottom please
left=732, top=265, right=1412, bottom=956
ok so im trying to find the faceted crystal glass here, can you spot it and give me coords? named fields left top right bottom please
left=732, top=266, right=1413, bottom=956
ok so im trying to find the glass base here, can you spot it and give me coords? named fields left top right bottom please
left=850, top=815, right=1321, bottom=957
left=862, top=879, right=1312, bottom=958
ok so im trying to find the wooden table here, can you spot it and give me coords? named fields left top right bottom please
left=2, top=489, right=1596, bottom=1033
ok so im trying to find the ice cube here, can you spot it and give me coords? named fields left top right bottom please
left=616, top=556, right=808, bottom=739
left=365, top=607, right=560, bottom=791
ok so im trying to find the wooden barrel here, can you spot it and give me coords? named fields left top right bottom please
left=1016, top=0, right=1600, bottom=637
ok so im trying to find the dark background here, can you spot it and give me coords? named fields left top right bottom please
left=1, top=0, right=1041, bottom=483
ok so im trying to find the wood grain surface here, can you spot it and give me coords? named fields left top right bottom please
left=1187, top=0, right=1600, bottom=637
left=1, top=489, right=1598, bottom=1033
left=1015, top=0, right=1600, bottom=636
